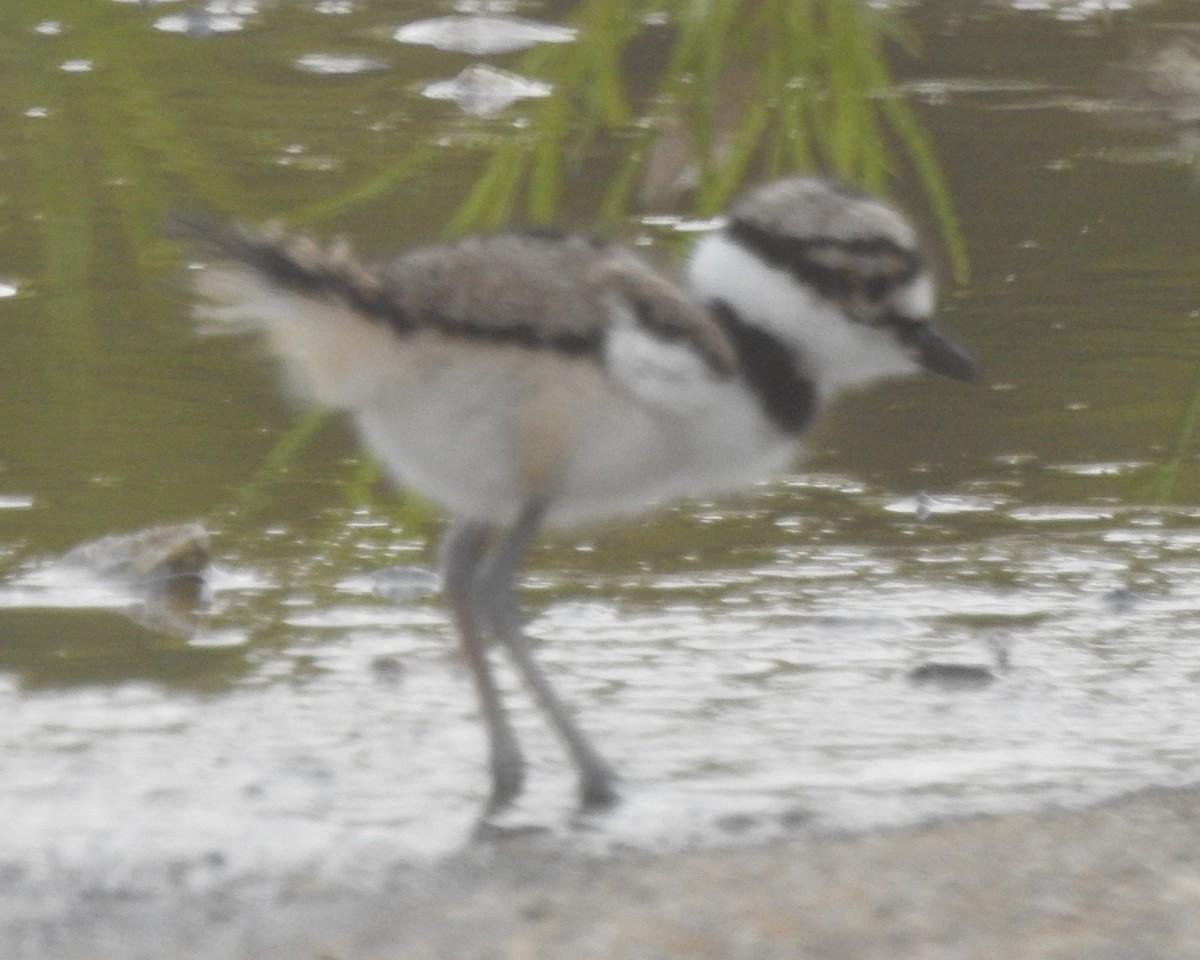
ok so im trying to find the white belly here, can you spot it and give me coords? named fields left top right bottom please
left=352, top=336, right=795, bottom=528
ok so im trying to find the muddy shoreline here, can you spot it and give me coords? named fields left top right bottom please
left=7, top=783, right=1200, bottom=959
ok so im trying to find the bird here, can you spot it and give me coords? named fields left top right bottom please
left=172, top=176, right=980, bottom=814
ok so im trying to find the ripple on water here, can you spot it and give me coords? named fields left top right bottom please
left=3, top=496, right=1200, bottom=882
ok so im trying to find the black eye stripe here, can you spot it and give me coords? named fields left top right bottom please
left=726, top=218, right=922, bottom=304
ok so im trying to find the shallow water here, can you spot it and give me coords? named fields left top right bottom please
left=3, top=0, right=1200, bottom=897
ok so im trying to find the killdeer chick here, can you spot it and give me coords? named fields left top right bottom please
left=175, top=176, right=979, bottom=813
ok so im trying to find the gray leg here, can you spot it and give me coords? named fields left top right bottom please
left=476, top=502, right=620, bottom=809
left=440, top=520, right=525, bottom=813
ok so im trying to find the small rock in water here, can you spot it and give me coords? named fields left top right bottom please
left=908, top=638, right=1010, bottom=690
left=62, top=522, right=210, bottom=588
left=422, top=64, right=551, bottom=116
left=369, top=654, right=405, bottom=683
left=1100, top=586, right=1145, bottom=613
left=342, top=565, right=441, bottom=602
left=907, top=662, right=997, bottom=689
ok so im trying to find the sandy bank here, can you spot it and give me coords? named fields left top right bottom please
left=8, top=784, right=1200, bottom=959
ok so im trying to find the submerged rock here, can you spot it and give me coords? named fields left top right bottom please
left=907, top=662, right=999, bottom=689
left=60, top=523, right=212, bottom=634
left=907, top=638, right=1010, bottom=690
left=62, top=522, right=210, bottom=588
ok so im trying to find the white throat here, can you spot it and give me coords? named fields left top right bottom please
left=686, top=231, right=925, bottom=399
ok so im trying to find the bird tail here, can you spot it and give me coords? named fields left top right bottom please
left=168, top=214, right=406, bottom=409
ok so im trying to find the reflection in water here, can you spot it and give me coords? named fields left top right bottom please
left=292, top=53, right=389, bottom=76
left=1007, top=0, right=1150, bottom=20
left=153, top=10, right=246, bottom=36
left=394, top=15, right=577, bottom=55
left=421, top=64, right=553, bottom=117
left=1117, top=39, right=1200, bottom=126
left=3, top=483, right=1200, bottom=880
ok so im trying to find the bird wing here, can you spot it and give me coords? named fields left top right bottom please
left=174, top=217, right=739, bottom=414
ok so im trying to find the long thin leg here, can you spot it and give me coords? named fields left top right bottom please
left=476, top=502, right=620, bottom=809
left=440, top=520, right=525, bottom=813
